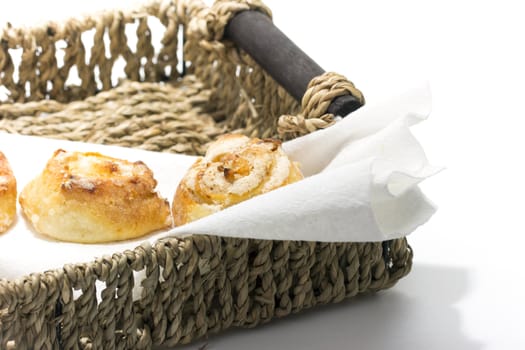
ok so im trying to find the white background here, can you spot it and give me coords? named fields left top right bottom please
left=2, top=0, right=524, bottom=349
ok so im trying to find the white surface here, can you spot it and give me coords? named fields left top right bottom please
left=1, top=0, right=524, bottom=349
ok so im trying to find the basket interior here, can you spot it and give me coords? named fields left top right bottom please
left=0, top=0, right=299, bottom=155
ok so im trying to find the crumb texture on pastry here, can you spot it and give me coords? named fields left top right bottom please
left=19, top=149, right=171, bottom=243
left=172, top=134, right=303, bottom=226
left=0, top=152, right=17, bottom=233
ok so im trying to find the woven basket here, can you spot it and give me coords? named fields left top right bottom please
left=0, top=0, right=413, bottom=348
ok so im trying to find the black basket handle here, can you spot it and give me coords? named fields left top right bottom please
left=225, top=10, right=363, bottom=117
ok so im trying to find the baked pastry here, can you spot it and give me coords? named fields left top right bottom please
left=19, top=149, right=171, bottom=243
left=0, top=152, right=17, bottom=233
left=172, top=134, right=303, bottom=226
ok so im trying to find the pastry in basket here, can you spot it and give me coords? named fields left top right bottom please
left=0, top=152, right=17, bottom=234
left=172, top=134, right=303, bottom=225
left=19, top=149, right=171, bottom=243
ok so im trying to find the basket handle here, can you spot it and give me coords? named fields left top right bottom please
left=225, top=10, right=363, bottom=117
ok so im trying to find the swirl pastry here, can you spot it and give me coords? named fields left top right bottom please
left=0, top=152, right=16, bottom=233
left=19, top=149, right=171, bottom=243
left=172, top=134, right=303, bottom=226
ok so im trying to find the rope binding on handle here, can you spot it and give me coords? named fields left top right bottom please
left=278, top=72, right=365, bottom=138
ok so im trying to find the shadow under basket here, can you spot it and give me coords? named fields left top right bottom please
left=0, top=0, right=413, bottom=348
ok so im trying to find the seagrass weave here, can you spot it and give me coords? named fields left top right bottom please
left=0, top=0, right=413, bottom=348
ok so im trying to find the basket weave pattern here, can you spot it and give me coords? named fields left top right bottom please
left=0, top=1, right=412, bottom=348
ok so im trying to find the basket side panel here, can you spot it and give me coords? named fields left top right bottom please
left=0, top=236, right=412, bottom=349
left=0, top=0, right=186, bottom=105
left=183, top=4, right=300, bottom=139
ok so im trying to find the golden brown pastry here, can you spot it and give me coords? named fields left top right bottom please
left=172, top=134, right=303, bottom=226
left=0, top=152, right=17, bottom=233
left=19, top=149, right=171, bottom=243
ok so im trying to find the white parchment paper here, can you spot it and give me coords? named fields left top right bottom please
left=0, top=84, right=439, bottom=280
